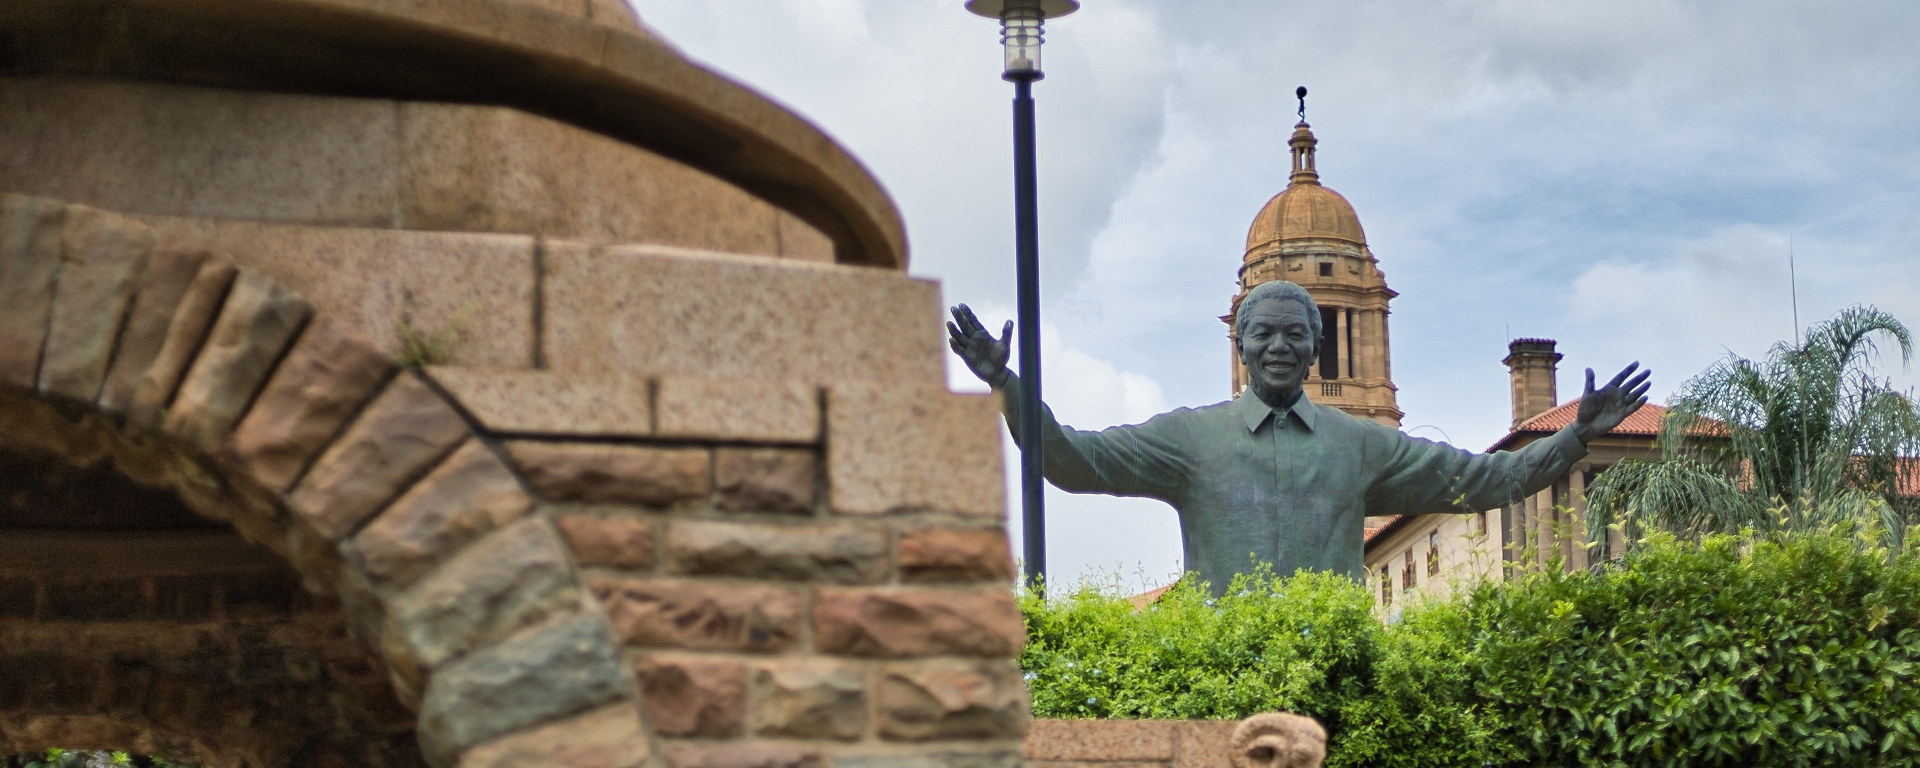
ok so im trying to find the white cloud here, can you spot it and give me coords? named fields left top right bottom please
left=629, top=0, right=1920, bottom=583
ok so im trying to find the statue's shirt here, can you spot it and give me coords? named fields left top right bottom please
left=1005, top=384, right=1587, bottom=595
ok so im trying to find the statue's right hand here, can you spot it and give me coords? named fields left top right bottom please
left=947, top=304, right=1014, bottom=389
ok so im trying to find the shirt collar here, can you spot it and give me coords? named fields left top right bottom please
left=1234, top=387, right=1318, bottom=434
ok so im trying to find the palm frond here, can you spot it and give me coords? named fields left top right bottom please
left=1593, top=305, right=1920, bottom=553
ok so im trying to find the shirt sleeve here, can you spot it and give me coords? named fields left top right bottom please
left=1364, top=423, right=1589, bottom=515
left=999, top=376, right=1190, bottom=502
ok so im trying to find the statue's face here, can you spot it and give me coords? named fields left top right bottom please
left=1238, top=298, right=1316, bottom=400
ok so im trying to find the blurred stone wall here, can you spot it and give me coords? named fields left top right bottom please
left=0, top=1, right=1021, bottom=765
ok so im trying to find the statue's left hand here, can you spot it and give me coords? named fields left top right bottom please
left=1572, top=362, right=1652, bottom=444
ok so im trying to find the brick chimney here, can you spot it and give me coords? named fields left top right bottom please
left=1504, top=338, right=1561, bottom=428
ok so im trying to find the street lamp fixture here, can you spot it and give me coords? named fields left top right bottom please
left=965, top=0, right=1078, bottom=592
left=966, top=0, right=1079, bottom=80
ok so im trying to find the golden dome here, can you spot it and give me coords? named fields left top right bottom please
left=1244, top=121, right=1365, bottom=255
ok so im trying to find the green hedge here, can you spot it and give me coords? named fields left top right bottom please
left=1020, top=530, right=1920, bottom=767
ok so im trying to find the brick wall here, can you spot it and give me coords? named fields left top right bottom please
left=0, top=192, right=1022, bottom=767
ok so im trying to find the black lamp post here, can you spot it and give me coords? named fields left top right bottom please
left=965, top=0, right=1078, bottom=591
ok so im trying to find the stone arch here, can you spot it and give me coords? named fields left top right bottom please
left=1, top=194, right=651, bottom=767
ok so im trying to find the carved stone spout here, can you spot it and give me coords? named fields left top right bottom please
left=1229, top=712, right=1327, bottom=768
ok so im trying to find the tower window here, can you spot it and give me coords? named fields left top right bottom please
left=1317, top=262, right=1333, bottom=277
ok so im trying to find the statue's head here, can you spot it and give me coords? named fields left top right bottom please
left=1235, top=281, right=1320, bottom=401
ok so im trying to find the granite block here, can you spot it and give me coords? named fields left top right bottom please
left=827, top=384, right=1004, bottom=518
left=208, top=220, right=535, bottom=368
left=429, top=367, right=650, bottom=436
left=655, top=375, right=818, bottom=442
left=541, top=245, right=943, bottom=384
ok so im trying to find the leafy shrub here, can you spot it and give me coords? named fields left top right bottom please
left=1021, top=529, right=1920, bottom=767
left=1467, top=530, right=1920, bottom=767
left=1021, top=566, right=1379, bottom=722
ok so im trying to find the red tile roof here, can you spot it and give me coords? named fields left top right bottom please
left=1509, top=399, right=1667, bottom=437
left=1129, top=584, right=1174, bottom=611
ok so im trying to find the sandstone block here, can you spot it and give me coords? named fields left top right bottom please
left=831, top=753, right=1020, bottom=768
left=586, top=575, right=800, bottom=653
left=387, top=517, right=579, bottom=669
left=417, top=613, right=626, bottom=762
left=1177, top=720, right=1245, bottom=768
left=749, top=660, right=867, bottom=741
left=288, top=374, right=470, bottom=539
left=828, top=384, right=1004, bottom=518
left=877, top=661, right=1029, bottom=742
left=1022, top=720, right=1176, bottom=762
left=556, top=512, right=656, bottom=570
left=0, top=194, right=66, bottom=388
left=656, top=375, right=818, bottom=442
left=227, top=316, right=394, bottom=492
left=351, top=441, right=536, bottom=589
left=127, top=258, right=236, bottom=427
left=662, top=745, right=826, bottom=768
left=458, top=702, right=651, bottom=768
left=541, top=245, right=943, bottom=383
left=898, top=528, right=1015, bottom=584
left=715, top=448, right=816, bottom=514
left=506, top=442, right=709, bottom=507
left=165, top=269, right=312, bottom=450
left=634, top=654, right=746, bottom=738
left=664, top=520, right=887, bottom=583
left=429, top=367, right=651, bottom=436
left=97, top=244, right=209, bottom=412
left=40, top=205, right=155, bottom=400
left=813, top=587, right=1024, bottom=659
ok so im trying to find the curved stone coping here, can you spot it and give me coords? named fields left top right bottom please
left=0, top=0, right=908, bottom=269
left=0, top=76, right=835, bottom=262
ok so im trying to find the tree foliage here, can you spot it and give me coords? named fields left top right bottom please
left=1586, top=306, right=1920, bottom=553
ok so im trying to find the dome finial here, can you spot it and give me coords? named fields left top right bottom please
left=1295, top=85, right=1307, bottom=122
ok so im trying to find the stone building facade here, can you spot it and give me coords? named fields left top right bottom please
left=1229, top=122, right=1401, bottom=427
left=1363, top=339, right=1666, bottom=615
left=0, top=2, right=1024, bottom=767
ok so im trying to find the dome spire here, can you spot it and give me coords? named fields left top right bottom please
left=1289, top=85, right=1318, bottom=185
left=1288, top=121, right=1319, bottom=186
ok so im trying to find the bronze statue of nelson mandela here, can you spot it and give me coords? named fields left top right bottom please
left=947, top=280, right=1651, bottom=596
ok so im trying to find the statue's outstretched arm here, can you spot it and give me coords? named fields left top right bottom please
left=1365, top=362, right=1648, bottom=515
left=947, top=304, right=1186, bottom=501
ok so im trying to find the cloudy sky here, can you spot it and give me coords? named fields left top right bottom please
left=629, top=0, right=1920, bottom=589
